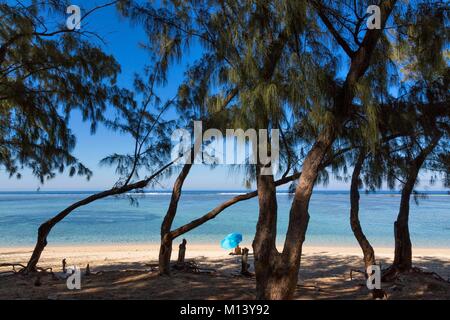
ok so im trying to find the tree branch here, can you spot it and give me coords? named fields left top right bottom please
left=310, top=0, right=355, bottom=58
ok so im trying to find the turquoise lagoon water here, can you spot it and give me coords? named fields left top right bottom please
left=0, top=191, right=448, bottom=248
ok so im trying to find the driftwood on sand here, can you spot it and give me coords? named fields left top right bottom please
left=240, top=248, right=252, bottom=277
left=177, top=239, right=187, bottom=266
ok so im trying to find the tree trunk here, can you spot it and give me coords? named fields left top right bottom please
left=387, top=134, right=441, bottom=278
left=24, top=222, right=52, bottom=273
left=158, top=162, right=193, bottom=275
left=392, top=174, right=415, bottom=272
left=159, top=235, right=174, bottom=275
left=382, top=172, right=415, bottom=282
left=350, top=151, right=376, bottom=270
left=252, top=168, right=282, bottom=299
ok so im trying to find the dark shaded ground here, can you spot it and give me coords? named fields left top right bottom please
left=1, top=254, right=449, bottom=300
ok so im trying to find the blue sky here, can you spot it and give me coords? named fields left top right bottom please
left=1, top=1, right=251, bottom=191
left=0, top=1, right=446, bottom=191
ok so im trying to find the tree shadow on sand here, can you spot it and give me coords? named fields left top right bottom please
left=0, top=253, right=449, bottom=300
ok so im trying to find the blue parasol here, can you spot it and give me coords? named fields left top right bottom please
left=220, top=232, right=243, bottom=250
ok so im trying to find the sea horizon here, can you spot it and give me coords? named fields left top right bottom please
left=1, top=190, right=449, bottom=248
left=1, top=189, right=449, bottom=194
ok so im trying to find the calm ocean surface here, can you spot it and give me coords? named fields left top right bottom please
left=0, top=191, right=449, bottom=248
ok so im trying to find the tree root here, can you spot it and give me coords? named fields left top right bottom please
left=240, top=270, right=254, bottom=277
left=0, top=263, right=56, bottom=279
left=0, top=263, right=27, bottom=274
left=372, top=289, right=388, bottom=300
left=381, top=265, right=400, bottom=282
left=349, top=268, right=365, bottom=280
left=382, top=265, right=450, bottom=284
left=172, top=261, right=216, bottom=274
left=410, top=267, right=450, bottom=284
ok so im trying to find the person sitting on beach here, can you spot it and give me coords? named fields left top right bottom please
left=229, top=245, right=242, bottom=255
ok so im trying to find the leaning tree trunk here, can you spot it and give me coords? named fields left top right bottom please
left=382, top=170, right=416, bottom=282
left=395, top=134, right=441, bottom=275
left=159, top=235, right=174, bottom=276
left=23, top=161, right=175, bottom=273
left=392, top=173, right=416, bottom=272
left=350, top=151, right=376, bottom=270
left=385, top=134, right=441, bottom=280
left=158, top=162, right=193, bottom=275
left=25, top=221, right=53, bottom=273
left=278, top=137, right=330, bottom=299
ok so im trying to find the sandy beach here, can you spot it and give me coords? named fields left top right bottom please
left=2, top=243, right=450, bottom=268
left=1, top=243, right=449, bottom=300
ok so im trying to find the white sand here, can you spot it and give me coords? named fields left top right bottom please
left=1, top=243, right=449, bottom=270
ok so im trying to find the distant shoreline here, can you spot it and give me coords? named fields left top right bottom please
left=1, top=190, right=449, bottom=194
left=1, top=241, right=450, bottom=250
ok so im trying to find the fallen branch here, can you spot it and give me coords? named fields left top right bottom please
left=240, top=248, right=253, bottom=277
left=0, top=263, right=27, bottom=273
left=349, top=268, right=365, bottom=280
left=172, top=261, right=216, bottom=274
left=383, top=265, right=450, bottom=284
left=411, top=267, right=450, bottom=284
